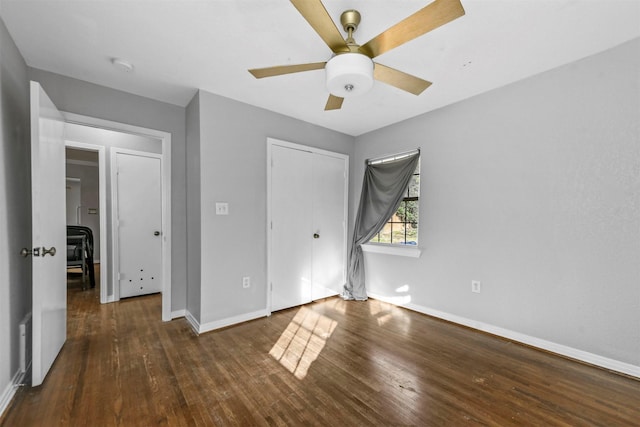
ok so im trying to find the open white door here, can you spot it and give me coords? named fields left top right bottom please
left=30, top=81, right=67, bottom=386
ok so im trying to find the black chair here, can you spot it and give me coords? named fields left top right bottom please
left=66, top=225, right=96, bottom=289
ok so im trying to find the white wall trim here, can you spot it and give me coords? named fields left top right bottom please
left=185, top=309, right=269, bottom=335
left=184, top=311, right=200, bottom=335
left=368, top=292, right=640, bottom=379
left=171, top=309, right=186, bottom=319
left=362, top=243, right=422, bottom=258
left=0, top=369, right=26, bottom=419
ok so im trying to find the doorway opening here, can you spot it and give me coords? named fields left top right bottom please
left=62, top=113, right=172, bottom=321
left=65, top=146, right=106, bottom=300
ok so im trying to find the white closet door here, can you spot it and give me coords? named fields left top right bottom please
left=116, top=152, right=163, bottom=298
left=311, top=153, right=347, bottom=300
left=270, top=141, right=348, bottom=312
left=270, top=145, right=313, bottom=311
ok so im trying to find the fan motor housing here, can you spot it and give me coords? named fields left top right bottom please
left=326, top=53, right=374, bottom=98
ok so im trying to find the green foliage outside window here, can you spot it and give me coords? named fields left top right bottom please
left=370, top=163, right=420, bottom=245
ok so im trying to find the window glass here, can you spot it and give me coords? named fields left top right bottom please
left=370, top=160, right=420, bottom=245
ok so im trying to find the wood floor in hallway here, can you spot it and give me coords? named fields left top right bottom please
left=2, top=275, right=639, bottom=426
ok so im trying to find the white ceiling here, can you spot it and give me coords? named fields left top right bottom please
left=1, top=0, right=638, bottom=136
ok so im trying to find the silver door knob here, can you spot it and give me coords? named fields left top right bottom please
left=154, top=231, right=161, bottom=236
left=42, top=246, right=56, bottom=257
left=20, top=247, right=39, bottom=257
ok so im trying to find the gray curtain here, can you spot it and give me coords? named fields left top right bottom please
left=343, top=151, right=420, bottom=300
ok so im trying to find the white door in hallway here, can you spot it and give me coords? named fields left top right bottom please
left=269, top=140, right=348, bottom=312
left=30, top=81, right=67, bottom=386
left=115, top=152, right=163, bottom=298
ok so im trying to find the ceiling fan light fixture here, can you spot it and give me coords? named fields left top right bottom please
left=325, top=53, right=373, bottom=98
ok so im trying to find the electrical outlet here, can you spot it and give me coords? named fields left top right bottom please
left=215, top=202, right=229, bottom=215
left=242, top=276, right=250, bottom=288
left=471, top=280, right=481, bottom=293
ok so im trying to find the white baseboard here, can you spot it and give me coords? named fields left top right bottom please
left=171, top=309, right=186, bottom=319
left=0, top=368, right=26, bottom=419
left=184, top=311, right=199, bottom=334
left=185, top=309, right=269, bottom=335
left=368, top=292, right=640, bottom=379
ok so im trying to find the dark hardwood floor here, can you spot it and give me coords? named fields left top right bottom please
left=2, top=269, right=639, bottom=426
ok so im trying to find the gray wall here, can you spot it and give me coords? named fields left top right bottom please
left=188, top=91, right=355, bottom=325
left=28, top=69, right=188, bottom=312
left=353, top=38, right=640, bottom=367
left=0, top=15, right=30, bottom=407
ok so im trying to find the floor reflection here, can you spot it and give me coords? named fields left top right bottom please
left=269, top=306, right=338, bottom=379
left=369, top=298, right=411, bottom=333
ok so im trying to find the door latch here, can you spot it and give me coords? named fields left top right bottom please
left=20, top=247, right=40, bottom=257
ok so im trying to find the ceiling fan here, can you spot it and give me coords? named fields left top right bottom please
left=249, top=0, right=465, bottom=111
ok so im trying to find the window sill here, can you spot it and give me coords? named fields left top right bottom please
left=361, top=243, right=422, bottom=258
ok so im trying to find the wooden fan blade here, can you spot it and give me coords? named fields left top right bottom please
left=374, top=63, right=432, bottom=95
left=249, top=62, right=326, bottom=79
left=359, top=0, right=465, bottom=59
left=325, top=95, right=344, bottom=110
left=290, top=0, right=349, bottom=53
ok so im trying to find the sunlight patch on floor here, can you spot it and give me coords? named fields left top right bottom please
left=269, top=306, right=337, bottom=379
left=369, top=297, right=411, bottom=330
left=369, top=299, right=395, bottom=326
left=326, top=297, right=347, bottom=314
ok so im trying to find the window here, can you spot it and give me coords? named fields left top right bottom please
left=369, top=158, right=420, bottom=245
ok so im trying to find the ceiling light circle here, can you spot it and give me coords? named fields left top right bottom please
left=325, top=53, right=373, bottom=98
left=112, top=58, right=134, bottom=73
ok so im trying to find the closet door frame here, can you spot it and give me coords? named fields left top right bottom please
left=266, top=137, right=349, bottom=314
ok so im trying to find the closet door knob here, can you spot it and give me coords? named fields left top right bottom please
left=313, top=233, right=320, bottom=239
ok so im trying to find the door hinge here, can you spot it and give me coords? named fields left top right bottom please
left=117, top=272, right=121, bottom=280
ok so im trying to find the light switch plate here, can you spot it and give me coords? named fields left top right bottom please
left=471, top=280, right=481, bottom=293
left=215, top=202, right=229, bottom=215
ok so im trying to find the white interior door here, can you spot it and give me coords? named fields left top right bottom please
left=270, top=145, right=313, bottom=311
left=269, top=141, right=348, bottom=312
left=115, top=152, right=163, bottom=298
left=311, top=153, right=347, bottom=300
left=65, top=177, right=81, bottom=225
left=30, top=81, right=67, bottom=386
